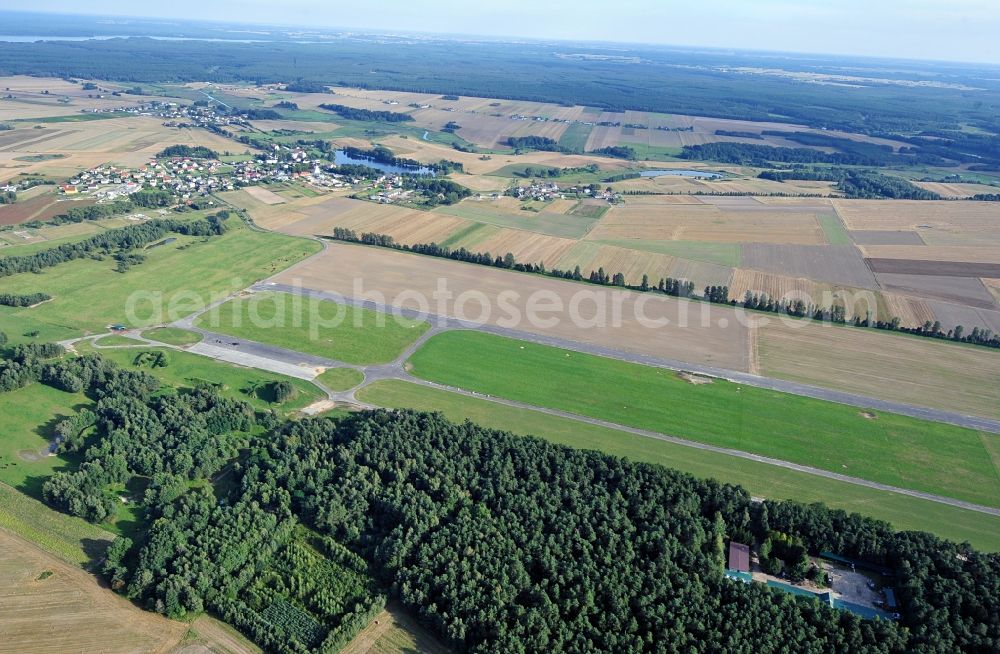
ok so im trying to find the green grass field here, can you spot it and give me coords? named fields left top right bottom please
left=558, top=123, right=594, bottom=152
left=357, top=380, right=1000, bottom=551
left=592, top=238, right=742, bottom=267
left=817, top=212, right=852, bottom=245
left=0, top=383, right=90, bottom=498
left=77, top=343, right=324, bottom=413
left=0, top=483, right=114, bottom=567
left=436, top=201, right=598, bottom=239
left=0, top=223, right=321, bottom=345
left=141, top=327, right=202, bottom=346
left=407, top=331, right=1000, bottom=507
left=196, top=291, right=429, bottom=365
left=316, top=367, right=365, bottom=391
left=93, top=334, right=144, bottom=347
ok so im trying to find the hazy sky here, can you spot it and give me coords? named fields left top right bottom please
left=8, top=0, right=1000, bottom=64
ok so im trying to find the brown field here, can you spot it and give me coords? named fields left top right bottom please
left=849, top=230, right=925, bottom=245
left=757, top=321, right=1000, bottom=419
left=986, top=279, right=1000, bottom=303
left=858, top=245, right=1000, bottom=264
left=915, top=182, right=999, bottom=198
left=741, top=244, right=877, bottom=288
left=730, top=269, right=836, bottom=304
left=866, top=258, right=1000, bottom=278
left=273, top=241, right=751, bottom=371
left=832, top=200, right=1000, bottom=232
left=176, top=615, right=262, bottom=654
left=611, top=175, right=837, bottom=197
left=589, top=202, right=827, bottom=244
left=925, top=301, right=1000, bottom=334
left=0, top=528, right=187, bottom=654
left=876, top=273, right=997, bottom=308
left=457, top=227, right=576, bottom=266
left=446, top=173, right=511, bottom=193
left=666, top=258, right=734, bottom=287
left=241, top=185, right=286, bottom=205
left=339, top=604, right=451, bottom=654
left=555, top=241, right=677, bottom=284
left=0, top=193, right=96, bottom=226
left=881, top=292, right=938, bottom=327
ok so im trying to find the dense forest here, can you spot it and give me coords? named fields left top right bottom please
left=318, top=104, right=414, bottom=123
left=158, top=144, right=219, bottom=159
left=1, top=33, right=999, bottom=145
left=1, top=341, right=998, bottom=652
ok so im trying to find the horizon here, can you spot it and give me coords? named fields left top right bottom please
left=2, top=1, right=1000, bottom=66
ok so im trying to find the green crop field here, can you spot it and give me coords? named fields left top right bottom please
left=316, top=367, right=365, bottom=391
left=436, top=201, right=598, bottom=239
left=357, top=380, right=1000, bottom=551
left=407, top=331, right=1000, bottom=507
left=0, top=483, right=114, bottom=567
left=80, top=344, right=324, bottom=412
left=197, top=291, right=429, bottom=365
left=0, top=223, right=321, bottom=344
left=592, top=238, right=742, bottom=267
left=558, top=122, right=594, bottom=152
left=817, top=212, right=852, bottom=245
left=141, top=327, right=202, bottom=346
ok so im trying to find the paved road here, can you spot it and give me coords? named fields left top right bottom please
left=255, top=281, right=1000, bottom=435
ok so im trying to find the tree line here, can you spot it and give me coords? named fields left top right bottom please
left=318, top=104, right=414, bottom=123
left=327, top=228, right=1000, bottom=350
left=0, top=213, right=230, bottom=278
left=0, top=292, right=51, bottom=307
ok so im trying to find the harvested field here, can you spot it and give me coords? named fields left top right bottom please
left=554, top=242, right=676, bottom=284
left=436, top=197, right=598, bottom=239
left=730, top=270, right=837, bottom=306
left=926, top=301, right=1000, bottom=333
left=446, top=173, right=511, bottom=193
left=832, top=200, right=1000, bottom=232
left=589, top=203, right=827, bottom=245
left=849, top=230, right=925, bottom=245
left=0, top=528, right=187, bottom=654
left=757, top=321, right=1000, bottom=419
left=0, top=194, right=96, bottom=226
left=741, top=244, right=878, bottom=288
left=241, top=186, right=286, bottom=205
left=881, top=293, right=937, bottom=328
left=464, top=229, right=576, bottom=267
left=986, top=279, right=1000, bottom=303
left=859, top=245, right=1000, bottom=264
left=876, top=273, right=997, bottom=307
left=339, top=603, right=451, bottom=654
left=866, top=259, right=1000, bottom=278
left=273, top=242, right=750, bottom=371
left=914, top=182, right=999, bottom=198
left=667, top=258, right=734, bottom=287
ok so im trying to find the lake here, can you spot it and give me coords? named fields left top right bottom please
left=333, top=151, right=436, bottom=176
left=640, top=169, right=721, bottom=178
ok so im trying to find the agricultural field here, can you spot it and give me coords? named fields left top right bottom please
left=0, top=192, right=96, bottom=226
left=0, top=222, right=321, bottom=343
left=0, top=528, right=188, bottom=654
left=339, top=603, right=451, bottom=654
left=195, top=291, right=430, bottom=365
left=406, top=330, right=1000, bottom=507
left=273, top=241, right=750, bottom=371
left=357, top=380, right=1000, bottom=551
left=757, top=320, right=1000, bottom=419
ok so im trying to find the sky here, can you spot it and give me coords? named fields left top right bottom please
left=6, top=0, right=1000, bottom=65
